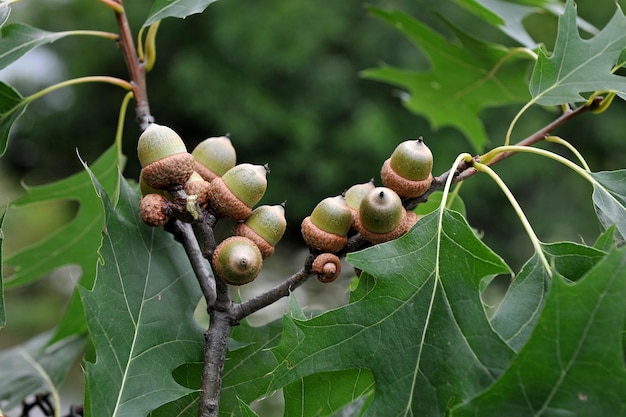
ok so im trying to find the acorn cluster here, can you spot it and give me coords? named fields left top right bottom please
left=137, top=123, right=286, bottom=287
left=301, top=138, right=433, bottom=282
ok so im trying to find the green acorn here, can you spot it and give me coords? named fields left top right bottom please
left=207, top=163, right=269, bottom=220
left=301, top=195, right=352, bottom=252
left=137, top=123, right=195, bottom=190
left=192, top=135, right=237, bottom=182
left=356, top=187, right=412, bottom=244
left=381, top=138, right=433, bottom=197
left=233, top=203, right=287, bottom=258
left=212, top=236, right=263, bottom=286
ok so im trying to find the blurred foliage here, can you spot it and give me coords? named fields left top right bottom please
left=1, top=0, right=626, bottom=272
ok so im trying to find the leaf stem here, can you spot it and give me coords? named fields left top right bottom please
left=544, top=135, right=591, bottom=172
left=472, top=161, right=552, bottom=276
left=23, top=76, right=132, bottom=104
left=62, top=29, right=119, bottom=41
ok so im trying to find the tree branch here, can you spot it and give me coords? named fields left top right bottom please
left=111, top=0, right=154, bottom=130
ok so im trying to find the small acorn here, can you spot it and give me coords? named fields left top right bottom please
left=207, top=163, right=269, bottom=220
left=192, top=135, right=237, bottom=182
left=355, top=187, right=412, bottom=244
left=312, top=253, right=342, bottom=283
left=344, top=179, right=376, bottom=222
left=139, top=193, right=173, bottom=227
left=184, top=171, right=211, bottom=209
left=137, top=123, right=196, bottom=190
left=301, top=195, right=352, bottom=252
left=212, top=236, right=263, bottom=286
left=233, top=203, right=287, bottom=258
left=381, top=138, right=433, bottom=197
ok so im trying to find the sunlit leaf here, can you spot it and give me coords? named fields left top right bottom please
left=0, top=332, right=86, bottom=412
left=144, top=0, right=219, bottom=27
left=454, top=248, right=626, bottom=416
left=362, top=8, right=531, bottom=150
left=529, top=0, right=626, bottom=105
left=0, top=81, right=27, bottom=157
left=80, top=177, right=204, bottom=417
left=269, top=209, right=514, bottom=416
left=591, top=169, right=626, bottom=243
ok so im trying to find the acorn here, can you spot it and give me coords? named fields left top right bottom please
left=207, top=163, right=269, bottom=220
left=212, top=236, right=263, bottom=286
left=192, top=135, right=237, bottom=182
left=233, top=203, right=287, bottom=258
left=301, top=195, right=352, bottom=252
left=139, top=193, right=173, bottom=227
left=344, top=179, right=376, bottom=222
left=355, top=187, right=412, bottom=244
left=312, top=253, right=342, bottom=283
left=137, top=123, right=196, bottom=190
left=184, top=171, right=211, bottom=209
left=381, top=138, right=433, bottom=197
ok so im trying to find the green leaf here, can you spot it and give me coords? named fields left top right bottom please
left=453, top=248, right=626, bottom=416
left=0, top=332, right=86, bottom=412
left=0, top=23, right=71, bottom=71
left=144, top=0, right=219, bottom=27
left=490, top=242, right=606, bottom=352
left=236, top=399, right=259, bottom=417
left=529, top=0, right=626, bottom=105
left=269, top=209, right=514, bottom=416
left=362, top=8, right=532, bottom=150
left=0, top=81, right=27, bottom=157
left=591, top=169, right=626, bottom=243
left=283, top=369, right=374, bottom=417
left=472, top=0, right=542, bottom=47
left=5, top=144, right=122, bottom=343
left=80, top=177, right=204, bottom=417
left=0, top=3, right=10, bottom=28
left=0, top=211, right=5, bottom=328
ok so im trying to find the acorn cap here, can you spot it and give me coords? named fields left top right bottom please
left=301, top=216, right=348, bottom=252
left=140, top=152, right=196, bottom=190
left=358, top=187, right=404, bottom=234
left=207, top=177, right=253, bottom=220
left=355, top=208, right=411, bottom=244
left=212, top=236, right=263, bottom=286
left=312, top=253, right=342, bottom=283
left=233, top=223, right=275, bottom=259
left=221, top=163, right=268, bottom=208
left=192, top=136, right=237, bottom=181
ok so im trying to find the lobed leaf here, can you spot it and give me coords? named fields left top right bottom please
left=144, top=0, right=219, bottom=27
left=591, top=169, right=626, bottom=243
left=453, top=248, right=626, bottom=416
left=269, top=209, right=514, bottom=416
left=80, top=177, right=204, bottom=417
left=363, top=8, right=531, bottom=151
left=490, top=242, right=606, bottom=352
left=529, top=0, right=626, bottom=105
left=0, top=332, right=86, bottom=412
